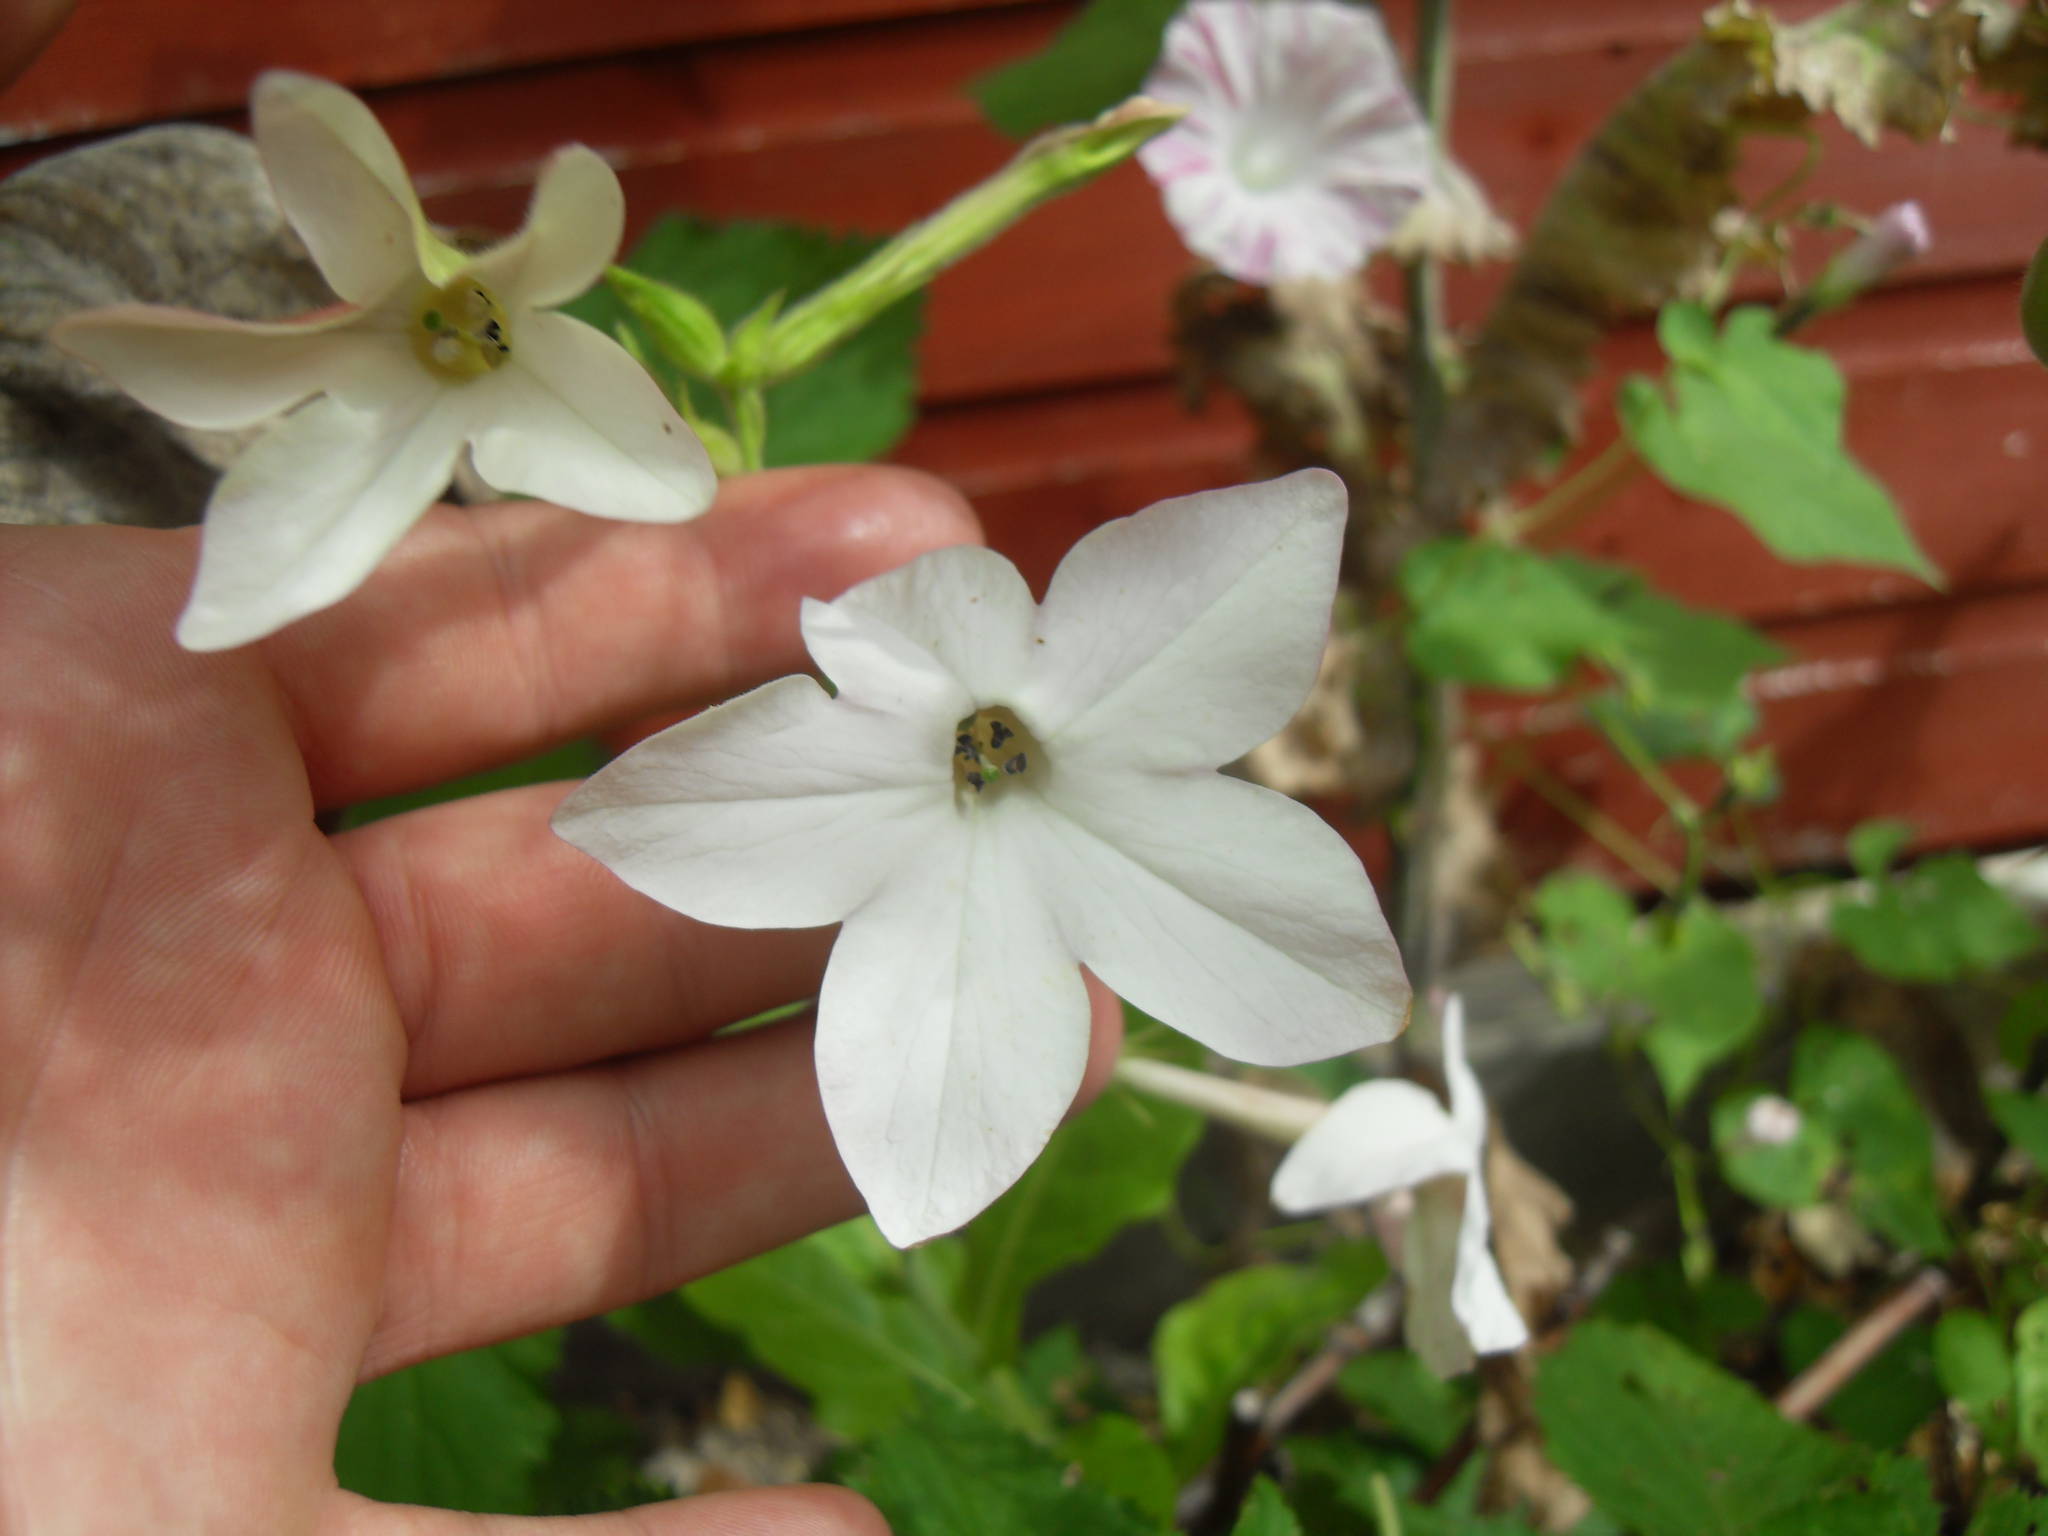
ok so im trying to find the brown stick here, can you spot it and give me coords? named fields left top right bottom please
left=1773, top=1267, right=1951, bottom=1423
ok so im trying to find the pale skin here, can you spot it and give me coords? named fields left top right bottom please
left=0, top=466, right=1123, bottom=1534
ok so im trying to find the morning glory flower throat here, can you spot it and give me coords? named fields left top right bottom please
left=54, top=72, right=715, bottom=650
left=1138, top=0, right=1434, bottom=284
left=556, top=470, right=1411, bottom=1246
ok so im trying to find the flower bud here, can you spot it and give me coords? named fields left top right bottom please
left=604, top=266, right=728, bottom=379
left=1784, top=202, right=1931, bottom=330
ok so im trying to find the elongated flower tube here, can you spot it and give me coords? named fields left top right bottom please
left=556, top=470, right=1410, bottom=1245
left=1138, top=0, right=1434, bottom=284
left=1271, top=995, right=1528, bottom=1376
left=54, top=72, right=715, bottom=650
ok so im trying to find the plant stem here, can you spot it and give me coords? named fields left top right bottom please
left=1395, top=0, right=1459, bottom=1000
left=1494, top=435, right=1641, bottom=546
left=1775, top=1268, right=1951, bottom=1422
left=1370, top=1472, right=1405, bottom=1536
left=1495, top=738, right=1682, bottom=893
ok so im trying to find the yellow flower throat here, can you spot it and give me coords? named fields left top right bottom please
left=412, top=278, right=511, bottom=381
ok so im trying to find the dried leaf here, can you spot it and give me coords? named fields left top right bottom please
left=1391, top=149, right=1518, bottom=266
left=1728, top=0, right=1979, bottom=147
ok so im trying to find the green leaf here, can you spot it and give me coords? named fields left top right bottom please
left=564, top=214, right=923, bottom=466
left=1536, top=1320, right=1928, bottom=1536
left=851, top=1396, right=1157, bottom=1536
left=1637, top=903, right=1765, bottom=1109
left=1620, top=304, right=1938, bottom=582
left=1966, top=1489, right=2048, bottom=1536
left=1154, top=1243, right=1384, bottom=1476
left=1781, top=1305, right=1939, bottom=1449
left=1847, top=818, right=1914, bottom=882
left=2017, top=1297, right=2048, bottom=1471
left=971, top=0, right=1182, bottom=139
left=1833, top=855, right=2043, bottom=983
left=1336, top=1350, right=1473, bottom=1457
left=335, top=1333, right=563, bottom=1512
left=531, top=1405, right=669, bottom=1515
left=1530, top=870, right=1640, bottom=1003
left=1935, top=1308, right=2014, bottom=1420
left=1401, top=540, right=1629, bottom=691
left=1990, top=1090, right=2048, bottom=1174
left=1713, top=1088, right=1840, bottom=1210
left=1231, top=1476, right=1304, bottom=1536
left=1999, top=983, right=2048, bottom=1071
left=684, top=1221, right=979, bottom=1438
left=1791, top=1028, right=1950, bottom=1256
left=1060, top=1413, right=1178, bottom=1527
left=1591, top=1260, right=1769, bottom=1360
left=1402, top=546, right=1781, bottom=753
left=960, top=1082, right=1202, bottom=1363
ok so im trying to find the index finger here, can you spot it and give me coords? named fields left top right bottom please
left=255, top=465, right=979, bottom=807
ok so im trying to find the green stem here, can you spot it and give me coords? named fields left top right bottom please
left=1397, top=0, right=1459, bottom=1001
left=1370, top=1471, right=1405, bottom=1536
left=732, top=384, right=768, bottom=472
left=1495, top=739, right=1681, bottom=894
left=1615, top=1045, right=1715, bottom=1283
left=1494, top=435, right=1640, bottom=546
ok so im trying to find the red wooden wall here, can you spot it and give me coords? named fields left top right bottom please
left=6, top=0, right=2047, bottom=879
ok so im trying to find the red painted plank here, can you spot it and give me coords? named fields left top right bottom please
left=0, top=0, right=1036, bottom=144
left=4, top=5, right=2042, bottom=405
left=1484, top=584, right=2048, bottom=874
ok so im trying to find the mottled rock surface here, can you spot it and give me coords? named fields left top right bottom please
left=0, top=125, right=330, bottom=528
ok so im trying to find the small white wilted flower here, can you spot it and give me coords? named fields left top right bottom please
left=1742, top=1092, right=1804, bottom=1148
left=1271, top=995, right=1528, bottom=1377
left=55, top=72, right=715, bottom=650
left=1137, top=0, right=1434, bottom=284
left=555, top=470, right=1411, bottom=1246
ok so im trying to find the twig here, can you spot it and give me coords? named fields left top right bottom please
left=1261, top=1282, right=1405, bottom=1439
left=1774, top=1267, right=1951, bottom=1423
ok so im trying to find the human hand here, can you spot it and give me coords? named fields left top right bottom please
left=0, top=465, right=1121, bottom=1535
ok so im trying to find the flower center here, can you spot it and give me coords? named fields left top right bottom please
left=952, top=706, right=1041, bottom=800
left=1229, top=110, right=1318, bottom=193
left=411, top=278, right=512, bottom=381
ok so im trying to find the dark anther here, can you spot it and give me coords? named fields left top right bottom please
left=966, top=773, right=985, bottom=791
left=1004, top=752, right=1027, bottom=775
left=989, top=721, right=1013, bottom=747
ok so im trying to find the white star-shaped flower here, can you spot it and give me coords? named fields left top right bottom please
left=1271, top=995, right=1528, bottom=1376
left=1138, top=0, right=1434, bottom=285
left=554, top=470, right=1410, bottom=1245
left=53, top=72, right=715, bottom=650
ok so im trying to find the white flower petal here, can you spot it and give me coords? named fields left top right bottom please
left=63, top=295, right=422, bottom=423
left=1270, top=1079, right=1470, bottom=1214
left=1440, top=995, right=1486, bottom=1150
left=250, top=71, right=429, bottom=304
left=466, top=311, right=715, bottom=523
left=1031, top=769, right=1407, bottom=1065
left=552, top=675, right=951, bottom=930
left=1404, top=1179, right=1477, bottom=1377
left=1450, top=1149, right=1529, bottom=1360
left=817, top=796, right=1090, bottom=1245
left=50, top=304, right=398, bottom=430
left=176, top=383, right=465, bottom=649
left=806, top=545, right=1038, bottom=715
left=467, top=145, right=625, bottom=311
left=1021, top=470, right=1346, bottom=771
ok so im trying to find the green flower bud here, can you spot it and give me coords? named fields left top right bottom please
left=604, top=266, right=728, bottom=378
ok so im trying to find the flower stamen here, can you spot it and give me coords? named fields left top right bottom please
left=953, top=706, right=1041, bottom=799
left=412, top=278, right=512, bottom=381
